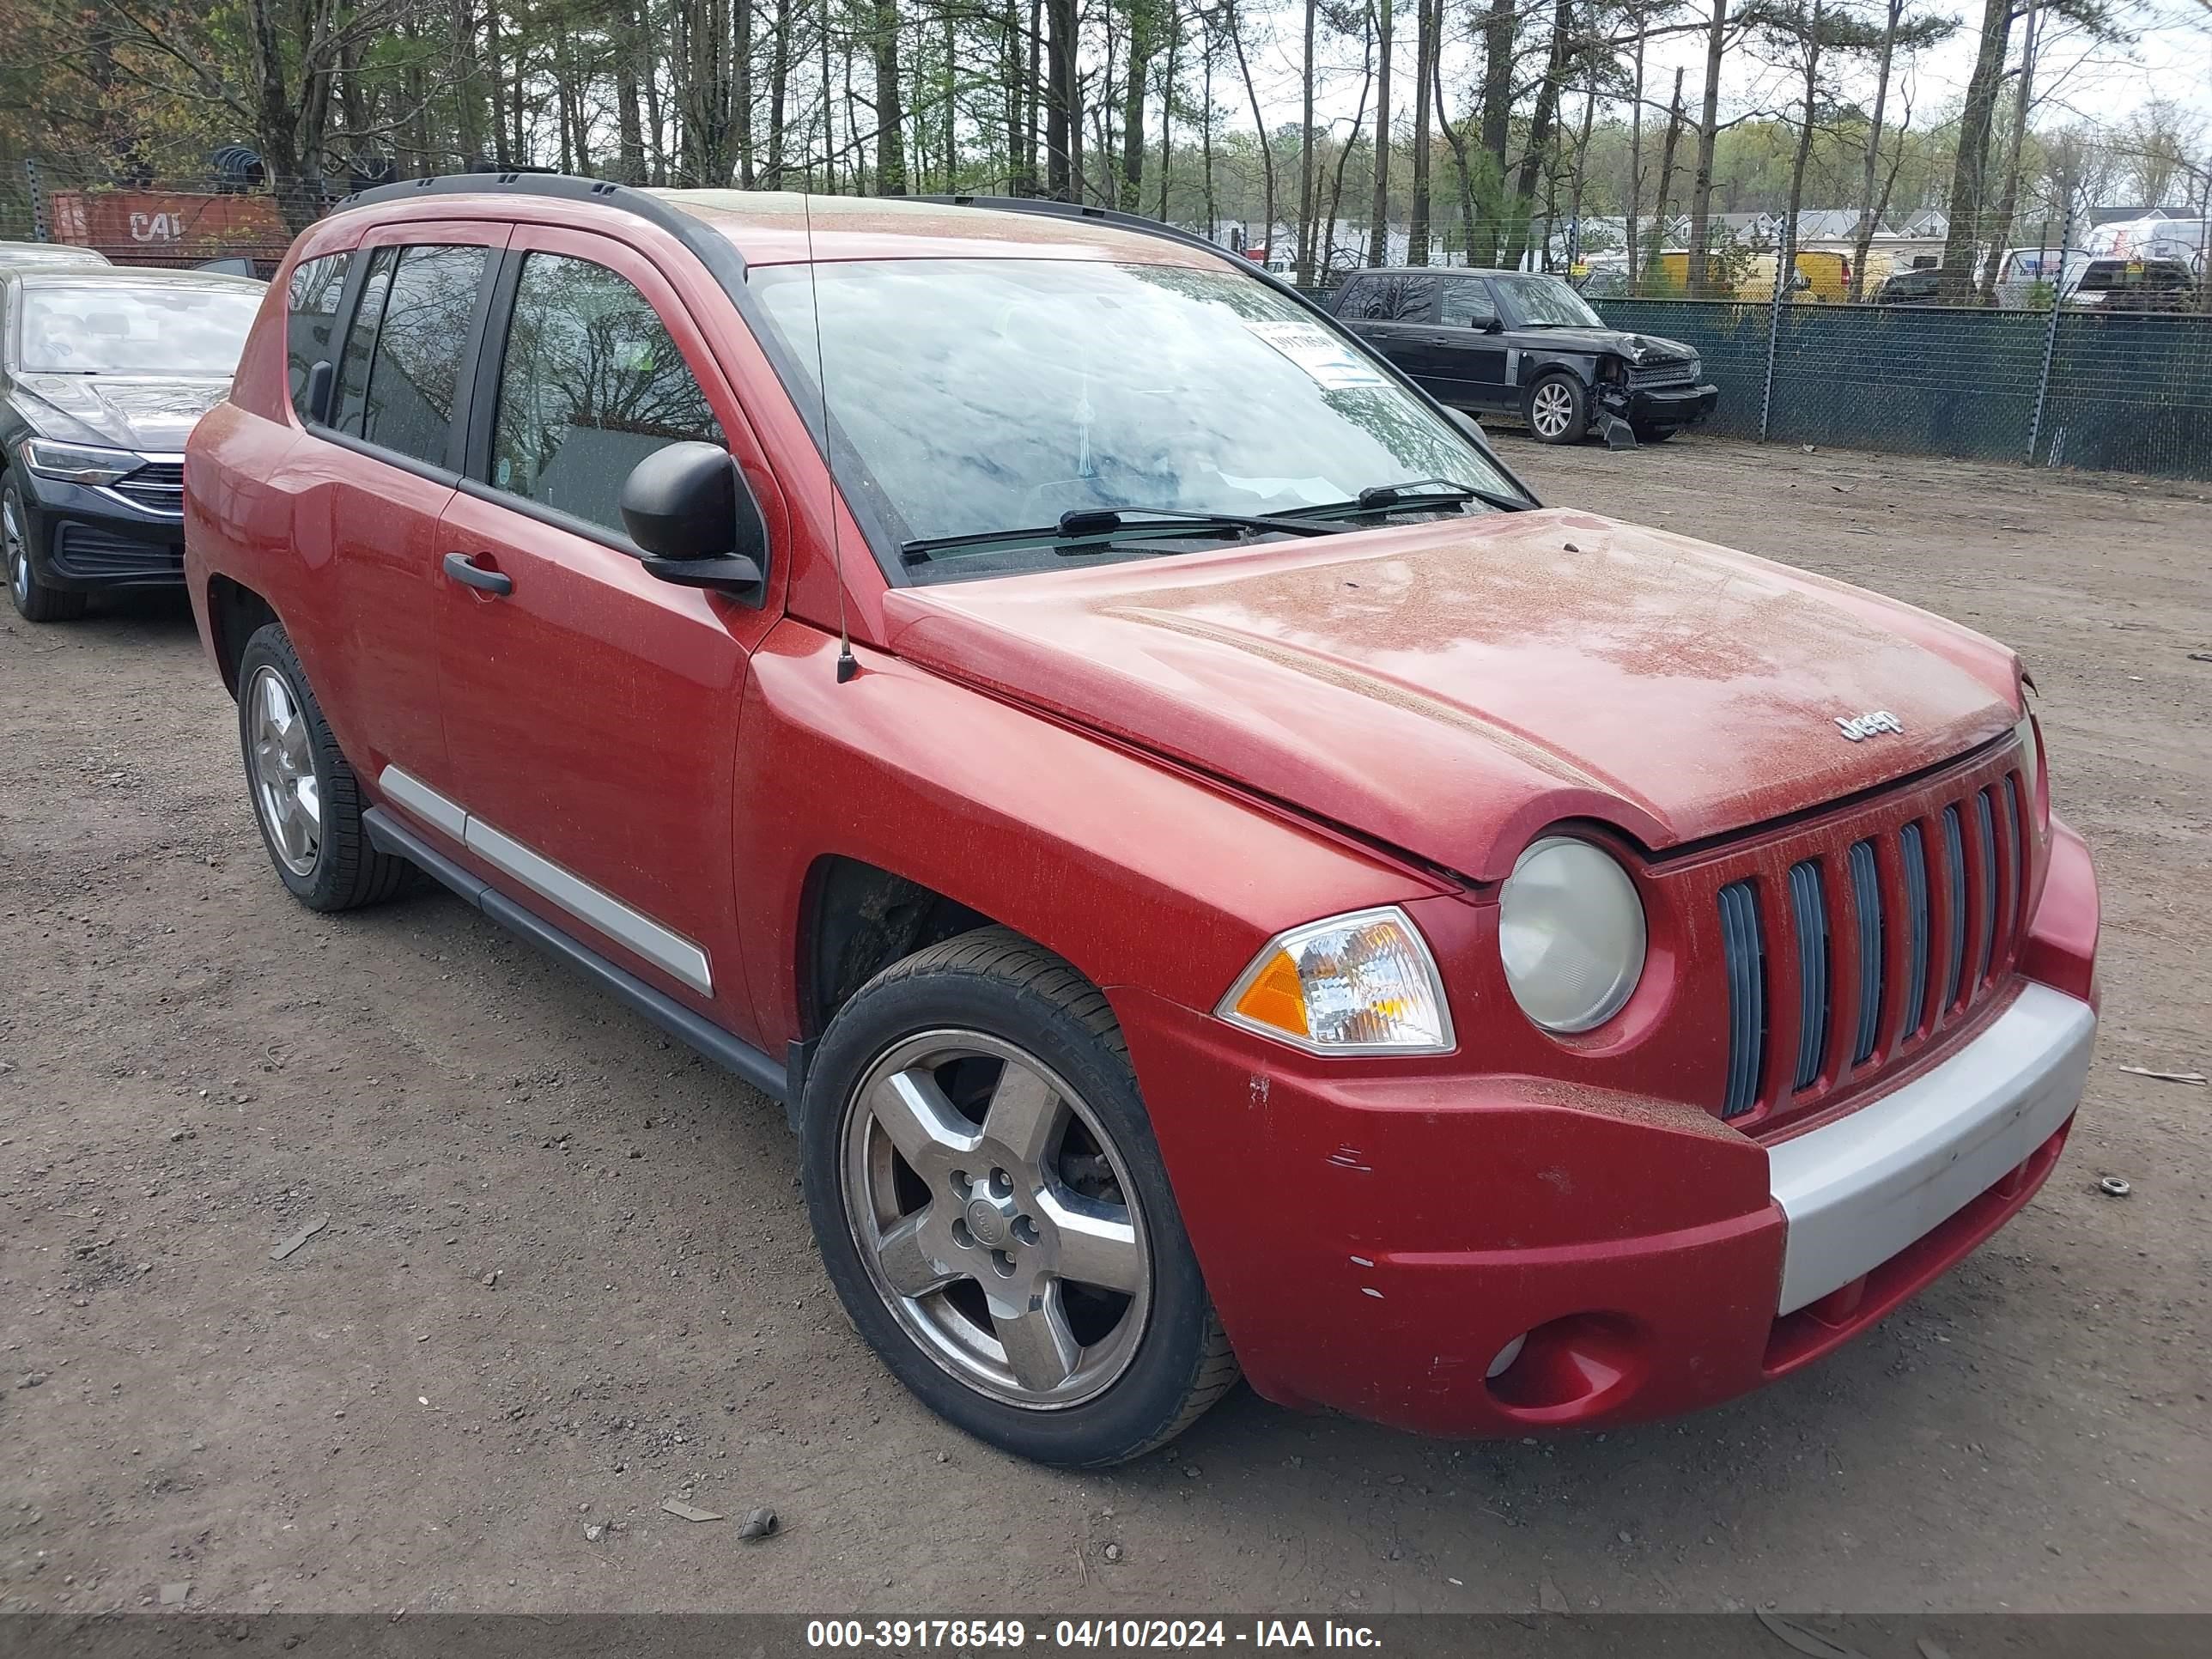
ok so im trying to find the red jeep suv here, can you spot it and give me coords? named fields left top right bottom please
left=184, top=178, right=2100, bottom=1467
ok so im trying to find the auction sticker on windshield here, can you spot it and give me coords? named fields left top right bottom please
left=1243, top=319, right=1389, bottom=391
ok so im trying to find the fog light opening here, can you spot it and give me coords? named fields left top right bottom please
left=1483, top=1311, right=1649, bottom=1421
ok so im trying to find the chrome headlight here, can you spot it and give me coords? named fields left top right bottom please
left=1498, top=836, right=1647, bottom=1033
left=1218, top=906, right=1454, bottom=1055
left=22, top=438, right=140, bottom=486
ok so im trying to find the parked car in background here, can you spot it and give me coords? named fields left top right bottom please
left=1328, top=265, right=1717, bottom=443
left=0, top=240, right=112, bottom=272
left=3, top=266, right=264, bottom=621
left=185, top=178, right=2098, bottom=1468
left=1985, top=248, right=2197, bottom=310
left=1645, top=250, right=1840, bottom=301
left=1873, top=266, right=1943, bottom=305
left=2076, top=257, right=2198, bottom=311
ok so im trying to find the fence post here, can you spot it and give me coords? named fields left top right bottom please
left=2026, top=200, right=2075, bottom=465
left=23, top=157, right=48, bottom=243
left=1758, top=235, right=1789, bottom=442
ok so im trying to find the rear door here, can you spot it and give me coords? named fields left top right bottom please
left=1333, top=272, right=1441, bottom=381
left=430, top=224, right=787, bottom=1036
left=288, top=221, right=508, bottom=795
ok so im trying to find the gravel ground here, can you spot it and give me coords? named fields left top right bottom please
left=2, top=434, right=2207, bottom=1616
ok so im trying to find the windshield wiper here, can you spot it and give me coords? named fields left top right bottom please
left=902, top=505, right=1347, bottom=565
left=1282, top=477, right=1533, bottom=521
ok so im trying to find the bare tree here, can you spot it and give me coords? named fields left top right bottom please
left=1367, top=0, right=1393, bottom=264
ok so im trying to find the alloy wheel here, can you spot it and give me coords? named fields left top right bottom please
left=246, top=665, right=323, bottom=876
left=1530, top=380, right=1577, bottom=440
left=840, top=1029, right=1152, bottom=1410
left=3, top=492, right=27, bottom=608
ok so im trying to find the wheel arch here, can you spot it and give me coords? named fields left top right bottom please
left=204, top=574, right=281, bottom=700
left=795, top=854, right=1007, bottom=1041
left=1524, top=350, right=1600, bottom=389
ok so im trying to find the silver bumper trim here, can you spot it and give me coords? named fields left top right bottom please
left=1769, top=981, right=2094, bottom=1314
left=376, top=765, right=713, bottom=997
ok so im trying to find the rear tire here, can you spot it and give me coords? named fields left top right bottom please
left=801, top=927, right=1238, bottom=1466
left=1524, top=373, right=1589, bottom=445
left=236, top=623, right=410, bottom=912
left=4, top=474, right=87, bottom=623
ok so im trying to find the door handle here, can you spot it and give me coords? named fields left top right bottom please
left=443, top=551, right=512, bottom=596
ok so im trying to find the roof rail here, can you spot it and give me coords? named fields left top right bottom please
left=332, top=170, right=748, bottom=281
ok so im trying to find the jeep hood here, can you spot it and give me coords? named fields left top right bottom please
left=879, top=509, right=2023, bottom=882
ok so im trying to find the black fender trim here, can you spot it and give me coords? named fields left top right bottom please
left=362, top=805, right=790, bottom=1114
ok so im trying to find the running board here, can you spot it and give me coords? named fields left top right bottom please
left=362, top=806, right=788, bottom=1109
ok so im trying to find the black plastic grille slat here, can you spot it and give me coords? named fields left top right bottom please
left=1899, top=823, right=1930, bottom=1039
left=1941, top=805, right=1968, bottom=1010
left=1973, top=788, right=1999, bottom=988
left=1788, top=861, right=1830, bottom=1091
left=1848, top=840, right=1883, bottom=1064
left=1718, top=881, right=1765, bottom=1119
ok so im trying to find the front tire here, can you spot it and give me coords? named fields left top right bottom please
left=236, top=623, right=410, bottom=911
left=1631, top=422, right=1679, bottom=443
left=801, top=927, right=1238, bottom=1466
left=4, top=474, right=87, bottom=623
left=1524, top=373, right=1589, bottom=444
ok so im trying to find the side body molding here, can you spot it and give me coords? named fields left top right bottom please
left=377, top=766, right=714, bottom=997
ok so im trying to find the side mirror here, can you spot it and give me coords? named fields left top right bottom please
left=1479, top=313, right=1504, bottom=333
left=1447, top=409, right=1487, bottom=446
left=618, top=441, right=769, bottom=605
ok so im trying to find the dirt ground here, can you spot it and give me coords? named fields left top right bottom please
left=3, top=434, right=2208, bottom=1618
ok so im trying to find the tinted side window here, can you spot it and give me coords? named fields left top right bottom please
left=489, top=252, right=723, bottom=538
left=356, top=245, right=486, bottom=466
left=1438, top=279, right=1498, bottom=327
left=333, top=247, right=396, bottom=437
left=1343, top=274, right=1437, bottom=322
left=285, top=252, right=352, bottom=421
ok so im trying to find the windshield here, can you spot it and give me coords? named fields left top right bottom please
left=749, top=258, right=1513, bottom=574
left=18, top=284, right=261, bottom=375
left=1492, top=275, right=1603, bottom=329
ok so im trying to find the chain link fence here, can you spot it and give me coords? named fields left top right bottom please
left=1582, top=298, right=2212, bottom=480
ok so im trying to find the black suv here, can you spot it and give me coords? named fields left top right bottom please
left=1326, top=267, right=1717, bottom=445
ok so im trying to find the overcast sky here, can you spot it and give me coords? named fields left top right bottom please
left=1227, top=3, right=2210, bottom=167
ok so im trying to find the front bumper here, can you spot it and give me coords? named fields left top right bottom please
left=1114, top=820, right=2098, bottom=1438
left=1612, top=382, right=1719, bottom=429
left=13, top=468, right=185, bottom=592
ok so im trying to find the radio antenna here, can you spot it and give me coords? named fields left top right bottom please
left=803, top=190, right=859, bottom=684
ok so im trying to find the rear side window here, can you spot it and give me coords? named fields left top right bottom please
left=1342, top=274, right=1436, bottom=322
left=489, top=252, right=723, bottom=538
left=285, top=252, right=352, bottom=422
left=335, top=244, right=487, bottom=466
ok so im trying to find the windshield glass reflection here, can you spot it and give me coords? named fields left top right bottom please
left=750, top=258, right=1511, bottom=571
